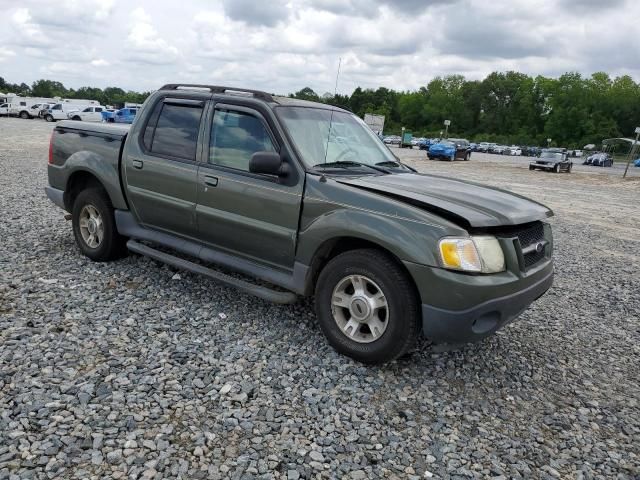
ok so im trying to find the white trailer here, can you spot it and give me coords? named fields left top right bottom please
left=0, top=95, right=58, bottom=118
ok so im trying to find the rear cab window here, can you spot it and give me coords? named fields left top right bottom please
left=141, top=98, right=204, bottom=161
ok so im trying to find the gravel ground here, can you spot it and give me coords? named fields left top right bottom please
left=1, top=117, right=639, bottom=479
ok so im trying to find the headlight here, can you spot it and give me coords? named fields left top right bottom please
left=438, top=236, right=505, bottom=273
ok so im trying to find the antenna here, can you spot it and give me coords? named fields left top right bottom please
left=334, top=57, right=342, bottom=96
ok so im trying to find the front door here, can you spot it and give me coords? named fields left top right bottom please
left=123, top=97, right=205, bottom=238
left=195, top=103, right=303, bottom=270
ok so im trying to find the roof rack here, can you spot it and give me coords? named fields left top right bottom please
left=159, top=84, right=274, bottom=102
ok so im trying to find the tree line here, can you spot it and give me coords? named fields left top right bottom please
left=292, top=72, right=640, bottom=148
left=0, top=78, right=149, bottom=109
left=3, top=72, right=639, bottom=148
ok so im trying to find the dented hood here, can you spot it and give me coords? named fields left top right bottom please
left=337, top=173, right=553, bottom=228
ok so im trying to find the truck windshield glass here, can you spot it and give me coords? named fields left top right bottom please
left=276, top=107, right=397, bottom=169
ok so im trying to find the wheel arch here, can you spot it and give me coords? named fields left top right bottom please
left=304, top=235, right=420, bottom=300
left=64, top=170, right=107, bottom=211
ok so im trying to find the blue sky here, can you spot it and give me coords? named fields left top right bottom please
left=0, top=0, right=637, bottom=95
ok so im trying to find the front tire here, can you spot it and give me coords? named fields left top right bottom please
left=45, top=115, right=54, bottom=122
left=315, top=249, right=420, bottom=364
left=72, top=188, right=127, bottom=262
left=72, top=116, right=81, bottom=121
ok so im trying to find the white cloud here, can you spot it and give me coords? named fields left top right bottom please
left=0, top=0, right=637, bottom=94
left=125, top=7, right=180, bottom=65
left=91, top=59, right=110, bottom=67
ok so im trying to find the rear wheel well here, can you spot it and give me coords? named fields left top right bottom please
left=64, top=172, right=106, bottom=211
left=307, top=237, right=419, bottom=299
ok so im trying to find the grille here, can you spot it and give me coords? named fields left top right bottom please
left=497, top=221, right=546, bottom=269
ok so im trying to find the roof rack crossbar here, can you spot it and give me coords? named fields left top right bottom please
left=160, top=84, right=274, bottom=102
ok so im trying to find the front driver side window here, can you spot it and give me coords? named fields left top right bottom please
left=209, top=110, right=275, bottom=172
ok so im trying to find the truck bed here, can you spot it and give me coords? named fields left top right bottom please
left=47, top=120, right=131, bottom=211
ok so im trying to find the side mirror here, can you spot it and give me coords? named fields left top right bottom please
left=249, top=151, right=286, bottom=176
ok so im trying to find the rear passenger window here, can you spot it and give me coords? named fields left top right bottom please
left=145, top=102, right=203, bottom=161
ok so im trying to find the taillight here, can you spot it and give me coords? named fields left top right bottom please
left=48, top=131, right=55, bottom=164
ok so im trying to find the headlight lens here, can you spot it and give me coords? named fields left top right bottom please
left=438, top=236, right=505, bottom=273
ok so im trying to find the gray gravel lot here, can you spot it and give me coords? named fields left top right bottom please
left=1, top=117, right=639, bottom=479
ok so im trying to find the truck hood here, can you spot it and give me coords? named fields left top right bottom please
left=336, top=173, right=553, bottom=228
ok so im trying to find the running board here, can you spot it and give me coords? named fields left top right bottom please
left=126, top=240, right=298, bottom=305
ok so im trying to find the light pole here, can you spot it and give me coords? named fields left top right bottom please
left=444, top=120, right=450, bottom=139
left=401, top=127, right=405, bottom=149
left=547, top=138, right=552, bottom=148
left=623, top=127, right=640, bottom=178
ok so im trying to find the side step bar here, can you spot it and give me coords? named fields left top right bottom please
left=126, top=240, right=298, bottom=305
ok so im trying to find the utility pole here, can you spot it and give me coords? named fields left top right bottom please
left=623, top=127, right=640, bottom=178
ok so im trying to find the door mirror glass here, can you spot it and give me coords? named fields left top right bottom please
left=249, top=151, right=284, bottom=176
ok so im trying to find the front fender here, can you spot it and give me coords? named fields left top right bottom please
left=296, top=204, right=445, bottom=267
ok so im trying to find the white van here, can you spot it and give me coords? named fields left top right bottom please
left=44, top=103, right=90, bottom=122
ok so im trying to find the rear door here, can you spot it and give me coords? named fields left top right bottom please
left=122, top=96, right=206, bottom=238
left=194, top=101, right=303, bottom=269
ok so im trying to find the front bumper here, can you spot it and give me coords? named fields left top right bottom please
left=404, top=259, right=553, bottom=344
left=428, top=152, right=454, bottom=160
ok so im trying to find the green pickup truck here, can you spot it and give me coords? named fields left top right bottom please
left=46, top=84, right=554, bottom=364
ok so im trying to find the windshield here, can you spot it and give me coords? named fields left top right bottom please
left=540, top=151, right=564, bottom=160
left=276, top=107, right=398, bottom=168
left=438, top=141, right=455, bottom=147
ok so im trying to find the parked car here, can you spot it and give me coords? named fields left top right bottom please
left=469, top=143, right=478, bottom=152
left=529, top=148, right=572, bottom=173
left=102, top=107, right=139, bottom=124
left=68, top=105, right=107, bottom=122
left=584, top=152, right=613, bottom=167
left=383, top=135, right=401, bottom=145
left=44, top=103, right=86, bottom=122
left=507, top=146, right=522, bottom=156
left=428, top=139, right=471, bottom=161
left=478, top=142, right=495, bottom=153
left=39, top=103, right=56, bottom=118
left=522, top=146, right=541, bottom=157
left=491, top=145, right=508, bottom=155
left=634, top=158, right=640, bottom=167
left=45, top=83, right=554, bottom=365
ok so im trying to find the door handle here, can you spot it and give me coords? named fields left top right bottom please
left=132, top=159, right=143, bottom=169
left=204, top=175, right=218, bottom=187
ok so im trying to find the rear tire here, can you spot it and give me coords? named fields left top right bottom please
left=315, top=249, right=420, bottom=364
left=72, top=116, right=81, bottom=121
left=72, top=188, right=127, bottom=262
left=19, top=111, right=29, bottom=119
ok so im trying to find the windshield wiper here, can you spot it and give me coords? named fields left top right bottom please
left=313, top=160, right=390, bottom=173
left=375, top=160, right=416, bottom=172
